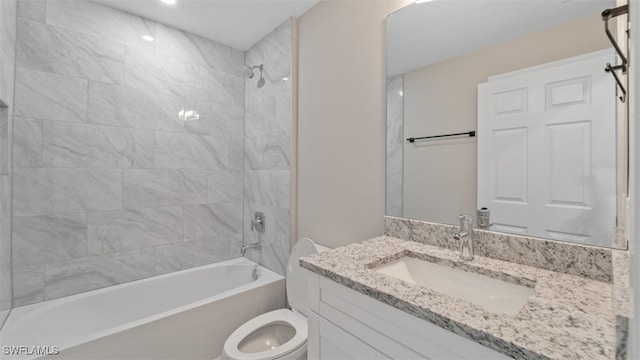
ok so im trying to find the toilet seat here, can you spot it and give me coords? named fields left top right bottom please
left=224, top=238, right=327, bottom=360
left=223, top=309, right=307, bottom=360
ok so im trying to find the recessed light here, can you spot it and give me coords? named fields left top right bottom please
left=160, top=0, right=176, bottom=4
left=142, top=35, right=154, bottom=42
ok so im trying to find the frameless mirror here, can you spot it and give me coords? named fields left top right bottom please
left=386, top=0, right=628, bottom=248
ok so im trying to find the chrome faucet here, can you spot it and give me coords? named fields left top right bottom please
left=241, top=242, right=262, bottom=256
left=453, top=214, right=474, bottom=261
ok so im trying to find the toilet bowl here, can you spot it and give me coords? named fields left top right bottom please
left=222, top=238, right=328, bottom=360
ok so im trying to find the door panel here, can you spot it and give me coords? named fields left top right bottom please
left=546, top=120, right=591, bottom=207
left=492, top=127, right=528, bottom=203
left=545, top=76, right=590, bottom=109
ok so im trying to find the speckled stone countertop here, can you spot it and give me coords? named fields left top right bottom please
left=300, top=236, right=615, bottom=360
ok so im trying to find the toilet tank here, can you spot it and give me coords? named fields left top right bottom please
left=286, top=238, right=328, bottom=316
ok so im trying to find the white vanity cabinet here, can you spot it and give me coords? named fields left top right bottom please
left=306, top=273, right=511, bottom=360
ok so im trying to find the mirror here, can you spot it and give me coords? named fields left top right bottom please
left=386, top=0, right=628, bottom=249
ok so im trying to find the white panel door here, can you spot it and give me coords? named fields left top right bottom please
left=478, top=50, right=616, bottom=245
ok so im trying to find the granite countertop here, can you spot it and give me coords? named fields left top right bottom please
left=300, top=236, right=615, bottom=360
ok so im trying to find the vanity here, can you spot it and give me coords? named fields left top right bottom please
left=301, top=233, right=615, bottom=359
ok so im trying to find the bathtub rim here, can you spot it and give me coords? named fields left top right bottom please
left=1, top=257, right=284, bottom=354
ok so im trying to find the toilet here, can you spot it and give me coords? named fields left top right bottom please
left=222, top=238, right=328, bottom=360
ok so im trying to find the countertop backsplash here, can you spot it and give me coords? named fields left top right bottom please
left=384, top=216, right=613, bottom=282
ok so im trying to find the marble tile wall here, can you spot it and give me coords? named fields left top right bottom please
left=0, top=0, right=17, bottom=326
left=386, top=75, right=403, bottom=217
left=12, top=0, right=245, bottom=306
left=243, top=20, right=292, bottom=276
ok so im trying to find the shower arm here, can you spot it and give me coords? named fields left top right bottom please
left=245, top=64, right=264, bottom=79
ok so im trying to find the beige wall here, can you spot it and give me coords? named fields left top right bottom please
left=402, top=13, right=612, bottom=225
left=297, top=0, right=411, bottom=248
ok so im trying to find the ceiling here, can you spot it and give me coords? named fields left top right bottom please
left=94, top=0, right=321, bottom=50
left=387, top=0, right=616, bottom=77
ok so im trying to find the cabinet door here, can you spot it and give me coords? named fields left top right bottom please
left=308, top=312, right=388, bottom=360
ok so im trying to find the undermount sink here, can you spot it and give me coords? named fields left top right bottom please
left=372, top=256, right=534, bottom=316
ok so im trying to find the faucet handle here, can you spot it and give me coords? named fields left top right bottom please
left=458, top=214, right=472, bottom=226
left=251, top=211, right=265, bottom=233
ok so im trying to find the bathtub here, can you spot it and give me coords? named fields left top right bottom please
left=0, top=258, right=285, bottom=359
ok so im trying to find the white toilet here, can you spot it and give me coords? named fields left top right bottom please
left=222, top=238, right=328, bottom=360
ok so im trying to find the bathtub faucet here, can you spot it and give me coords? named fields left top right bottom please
left=241, top=242, right=262, bottom=256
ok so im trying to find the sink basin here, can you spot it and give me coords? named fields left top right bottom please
left=373, top=256, right=534, bottom=316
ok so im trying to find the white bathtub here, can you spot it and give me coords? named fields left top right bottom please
left=0, top=258, right=285, bottom=359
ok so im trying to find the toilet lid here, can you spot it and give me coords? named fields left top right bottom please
left=286, top=238, right=320, bottom=317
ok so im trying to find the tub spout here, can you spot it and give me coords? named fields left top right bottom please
left=241, top=242, right=261, bottom=256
